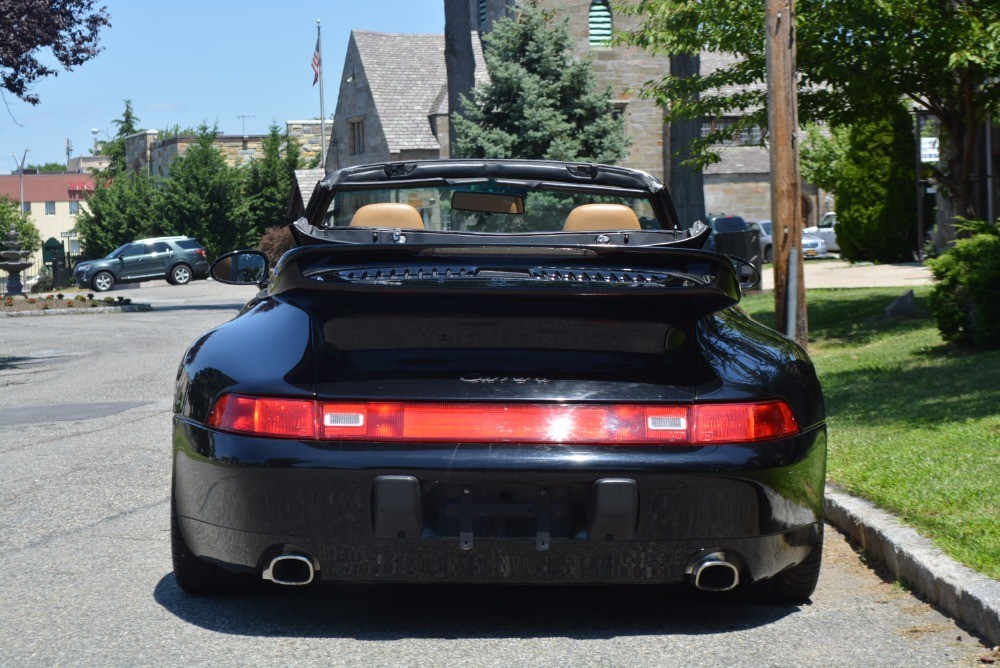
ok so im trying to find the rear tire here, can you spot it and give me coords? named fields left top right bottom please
left=169, top=264, right=192, bottom=285
left=756, top=533, right=823, bottom=604
left=764, top=246, right=773, bottom=263
left=171, top=494, right=247, bottom=594
left=92, top=271, right=114, bottom=292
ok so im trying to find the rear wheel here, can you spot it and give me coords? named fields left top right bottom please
left=756, top=533, right=823, bottom=604
left=169, top=264, right=192, bottom=285
left=764, top=246, right=773, bottom=263
left=171, top=494, right=248, bottom=594
left=92, top=271, right=114, bottom=292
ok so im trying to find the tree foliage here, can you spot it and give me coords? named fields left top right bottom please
left=100, top=99, right=141, bottom=172
left=799, top=123, right=850, bottom=195
left=453, top=1, right=628, bottom=164
left=244, top=123, right=300, bottom=240
left=74, top=171, right=161, bottom=258
left=23, top=162, right=68, bottom=173
left=76, top=110, right=301, bottom=260
left=157, top=125, right=247, bottom=260
left=929, top=220, right=1000, bottom=349
left=0, top=0, right=110, bottom=105
left=618, top=0, right=1000, bottom=239
left=834, top=104, right=917, bottom=263
left=0, top=194, right=41, bottom=252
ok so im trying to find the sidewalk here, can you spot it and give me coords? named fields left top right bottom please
left=760, top=259, right=933, bottom=290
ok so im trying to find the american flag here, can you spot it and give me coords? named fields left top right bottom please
left=311, top=36, right=322, bottom=86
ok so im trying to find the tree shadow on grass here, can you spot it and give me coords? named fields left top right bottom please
left=820, top=346, right=1000, bottom=427
left=743, top=289, right=933, bottom=347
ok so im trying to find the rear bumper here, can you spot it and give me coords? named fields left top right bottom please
left=172, top=419, right=826, bottom=584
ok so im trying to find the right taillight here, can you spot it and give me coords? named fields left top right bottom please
left=205, top=395, right=799, bottom=445
left=692, top=400, right=799, bottom=443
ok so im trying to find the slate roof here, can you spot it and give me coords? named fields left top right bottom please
left=293, top=169, right=326, bottom=202
left=352, top=30, right=488, bottom=153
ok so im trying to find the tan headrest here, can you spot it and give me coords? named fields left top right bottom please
left=563, top=203, right=642, bottom=231
left=349, top=203, right=424, bottom=229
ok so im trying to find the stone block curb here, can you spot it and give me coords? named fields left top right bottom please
left=0, top=303, right=152, bottom=317
left=825, top=484, right=1000, bottom=645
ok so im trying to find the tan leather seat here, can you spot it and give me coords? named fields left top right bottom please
left=349, top=203, right=425, bottom=229
left=563, top=203, right=642, bottom=231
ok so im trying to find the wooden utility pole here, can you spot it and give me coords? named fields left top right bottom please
left=766, top=0, right=808, bottom=348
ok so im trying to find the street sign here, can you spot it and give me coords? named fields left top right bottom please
left=60, top=231, right=75, bottom=238
left=921, top=137, right=939, bottom=163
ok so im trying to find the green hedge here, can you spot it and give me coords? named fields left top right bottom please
left=928, top=221, right=1000, bottom=349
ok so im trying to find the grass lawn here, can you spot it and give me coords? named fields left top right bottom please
left=741, top=287, right=1000, bottom=580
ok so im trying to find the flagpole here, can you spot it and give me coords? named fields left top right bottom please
left=317, top=18, right=327, bottom=170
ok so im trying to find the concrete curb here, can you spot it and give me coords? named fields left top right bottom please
left=825, top=484, right=1000, bottom=645
left=0, top=303, right=152, bottom=317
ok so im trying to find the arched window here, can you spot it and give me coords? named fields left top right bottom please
left=589, top=0, right=612, bottom=47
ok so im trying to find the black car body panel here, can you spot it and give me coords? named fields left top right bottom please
left=172, top=159, right=826, bottom=594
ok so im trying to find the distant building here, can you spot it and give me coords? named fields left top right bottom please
left=325, top=30, right=488, bottom=172
left=0, top=173, right=94, bottom=256
left=122, top=121, right=331, bottom=178
left=288, top=168, right=326, bottom=220
left=66, top=155, right=110, bottom=173
left=319, top=1, right=818, bottom=224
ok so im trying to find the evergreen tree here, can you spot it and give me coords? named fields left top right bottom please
left=74, top=171, right=161, bottom=258
left=834, top=103, right=917, bottom=263
left=75, top=100, right=159, bottom=258
left=157, top=125, right=247, bottom=259
left=453, top=2, right=628, bottom=164
left=244, top=123, right=301, bottom=244
left=101, top=99, right=141, bottom=173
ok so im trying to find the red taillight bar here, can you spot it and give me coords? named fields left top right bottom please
left=206, top=395, right=799, bottom=445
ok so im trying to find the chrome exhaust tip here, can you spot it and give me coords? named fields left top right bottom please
left=687, top=551, right=740, bottom=592
left=262, top=554, right=315, bottom=586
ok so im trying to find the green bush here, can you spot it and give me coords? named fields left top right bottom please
left=928, top=220, right=1000, bottom=349
left=834, top=103, right=916, bottom=263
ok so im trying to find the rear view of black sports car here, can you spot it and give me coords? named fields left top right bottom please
left=171, top=160, right=826, bottom=601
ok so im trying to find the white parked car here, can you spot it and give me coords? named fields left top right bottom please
left=805, top=212, right=839, bottom=253
left=751, top=220, right=829, bottom=261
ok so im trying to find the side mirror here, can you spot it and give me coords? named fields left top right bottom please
left=728, top=255, right=761, bottom=291
left=211, top=250, right=269, bottom=286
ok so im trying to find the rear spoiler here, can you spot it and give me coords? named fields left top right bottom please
left=269, top=243, right=743, bottom=321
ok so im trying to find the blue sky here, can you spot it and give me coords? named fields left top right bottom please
left=2, top=0, right=444, bottom=171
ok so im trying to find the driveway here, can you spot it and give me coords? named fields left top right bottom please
left=761, top=259, right=933, bottom=290
left=0, top=279, right=992, bottom=666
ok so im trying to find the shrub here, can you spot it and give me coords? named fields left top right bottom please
left=834, top=104, right=917, bottom=263
left=258, top=225, right=294, bottom=266
left=31, top=267, right=54, bottom=294
left=928, top=220, right=1000, bottom=349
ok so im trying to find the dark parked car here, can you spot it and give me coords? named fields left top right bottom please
left=703, top=214, right=748, bottom=253
left=172, top=160, right=826, bottom=602
left=74, top=236, right=209, bottom=292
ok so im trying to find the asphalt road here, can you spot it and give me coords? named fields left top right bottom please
left=0, top=280, right=991, bottom=667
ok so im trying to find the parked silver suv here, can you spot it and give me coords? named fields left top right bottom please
left=74, top=236, right=210, bottom=292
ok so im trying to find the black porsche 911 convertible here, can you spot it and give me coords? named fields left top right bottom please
left=172, top=159, right=826, bottom=601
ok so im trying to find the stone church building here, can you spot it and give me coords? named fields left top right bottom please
left=326, top=0, right=814, bottom=225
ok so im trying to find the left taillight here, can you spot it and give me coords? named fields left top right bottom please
left=205, top=395, right=800, bottom=445
left=206, top=394, right=317, bottom=439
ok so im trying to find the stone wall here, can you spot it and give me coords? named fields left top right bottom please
left=286, top=120, right=332, bottom=167
left=705, top=174, right=772, bottom=222
left=533, top=1, right=670, bottom=181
